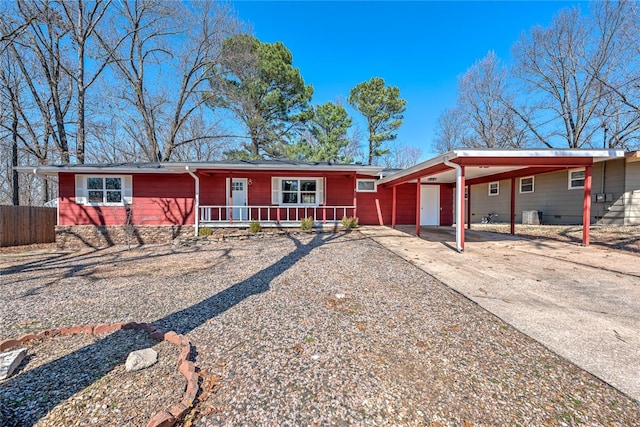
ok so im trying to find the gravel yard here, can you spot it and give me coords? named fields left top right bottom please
left=1, top=231, right=639, bottom=426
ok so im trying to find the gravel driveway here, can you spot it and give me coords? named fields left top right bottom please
left=1, top=231, right=639, bottom=426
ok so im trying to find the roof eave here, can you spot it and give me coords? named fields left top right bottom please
left=14, top=163, right=384, bottom=176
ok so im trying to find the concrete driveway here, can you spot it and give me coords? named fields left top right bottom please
left=360, top=226, right=640, bottom=402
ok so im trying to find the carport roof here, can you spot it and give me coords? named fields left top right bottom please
left=378, top=149, right=625, bottom=187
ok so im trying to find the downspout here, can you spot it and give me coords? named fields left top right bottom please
left=443, top=157, right=463, bottom=252
left=185, top=166, right=199, bottom=237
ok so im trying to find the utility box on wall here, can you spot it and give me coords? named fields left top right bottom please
left=595, top=193, right=614, bottom=203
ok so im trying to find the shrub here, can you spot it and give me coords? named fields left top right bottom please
left=249, top=221, right=262, bottom=233
left=198, top=227, right=213, bottom=237
left=300, top=216, right=314, bottom=230
left=341, top=216, right=359, bottom=229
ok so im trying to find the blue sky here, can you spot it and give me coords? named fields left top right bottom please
left=230, top=1, right=586, bottom=160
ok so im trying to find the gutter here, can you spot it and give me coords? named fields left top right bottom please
left=443, top=157, right=463, bottom=252
left=185, top=166, right=199, bottom=237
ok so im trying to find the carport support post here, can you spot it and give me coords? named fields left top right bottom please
left=466, top=185, right=471, bottom=229
left=510, top=177, right=516, bottom=235
left=392, top=186, right=397, bottom=228
left=443, top=157, right=464, bottom=252
left=459, top=167, right=465, bottom=251
left=415, top=179, right=421, bottom=236
left=582, top=165, right=592, bottom=246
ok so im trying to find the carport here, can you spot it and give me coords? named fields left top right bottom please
left=378, top=149, right=625, bottom=252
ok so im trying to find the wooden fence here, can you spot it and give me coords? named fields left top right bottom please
left=0, top=205, right=57, bottom=247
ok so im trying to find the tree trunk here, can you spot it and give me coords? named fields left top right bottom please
left=12, top=108, right=19, bottom=206
left=76, top=38, right=86, bottom=164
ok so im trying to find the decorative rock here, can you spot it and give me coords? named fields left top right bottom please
left=125, top=348, right=158, bottom=372
left=0, top=348, right=27, bottom=380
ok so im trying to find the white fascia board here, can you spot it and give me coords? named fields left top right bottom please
left=167, top=162, right=384, bottom=174
left=378, top=152, right=453, bottom=185
left=13, top=165, right=184, bottom=175
left=450, top=149, right=625, bottom=158
left=15, top=163, right=385, bottom=176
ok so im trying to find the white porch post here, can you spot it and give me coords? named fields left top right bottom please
left=186, top=167, right=200, bottom=237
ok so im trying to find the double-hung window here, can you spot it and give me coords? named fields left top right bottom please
left=568, top=169, right=585, bottom=189
left=272, top=177, right=323, bottom=205
left=520, top=176, right=534, bottom=193
left=75, top=175, right=132, bottom=205
left=488, top=182, right=499, bottom=196
left=87, top=177, right=123, bottom=203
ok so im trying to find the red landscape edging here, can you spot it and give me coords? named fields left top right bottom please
left=0, top=322, right=198, bottom=427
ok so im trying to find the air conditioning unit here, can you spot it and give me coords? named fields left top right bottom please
left=522, top=210, right=542, bottom=225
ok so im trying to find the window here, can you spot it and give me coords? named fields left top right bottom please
left=488, top=182, right=499, bottom=196
left=75, top=175, right=132, bottom=205
left=273, top=178, right=322, bottom=205
left=568, top=169, right=585, bottom=189
left=520, top=176, right=534, bottom=193
left=356, top=179, right=377, bottom=192
left=87, top=177, right=122, bottom=203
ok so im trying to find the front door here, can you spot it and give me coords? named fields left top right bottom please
left=420, top=185, right=440, bottom=226
left=229, top=178, right=248, bottom=221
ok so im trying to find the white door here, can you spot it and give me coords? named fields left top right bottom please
left=229, top=178, right=248, bottom=220
left=420, top=185, right=440, bottom=225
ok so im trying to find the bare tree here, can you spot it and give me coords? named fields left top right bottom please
left=0, top=1, right=35, bottom=54
left=97, top=0, right=239, bottom=162
left=4, top=0, right=74, bottom=163
left=432, top=107, right=470, bottom=153
left=0, top=47, right=56, bottom=203
left=58, top=0, right=114, bottom=164
left=457, top=52, right=528, bottom=149
left=381, top=143, right=423, bottom=169
left=511, top=5, right=630, bottom=148
left=589, top=0, right=640, bottom=149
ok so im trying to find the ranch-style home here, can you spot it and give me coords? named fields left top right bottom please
left=17, top=149, right=637, bottom=251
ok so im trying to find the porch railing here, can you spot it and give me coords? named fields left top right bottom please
left=199, top=205, right=355, bottom=225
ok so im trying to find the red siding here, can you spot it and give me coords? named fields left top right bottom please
left=356, top=182, right=416, bottom=225
left=58, top=173, right=195, bottom=226
left=58, top=170, right=420, bottom=227
left=133, top=174, right=195, bottom=225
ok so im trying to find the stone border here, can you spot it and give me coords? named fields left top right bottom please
left=0, top=322, right=198, bottom=427
left=174, top=227, right=351, bottom=247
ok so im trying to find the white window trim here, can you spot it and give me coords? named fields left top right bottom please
left=568, top=168, right=585, bottom=190
left=488, top=181, right=499, bottom=196
left=519, top=176, right=535, bottom=194
left=271, top=177, right=324, bottom=206
left=356, top=179, right=377, bottom=192
left=75, top=175, right=133, bottom=206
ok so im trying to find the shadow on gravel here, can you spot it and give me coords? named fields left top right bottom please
left=0, top=232, right=337, bottom=425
